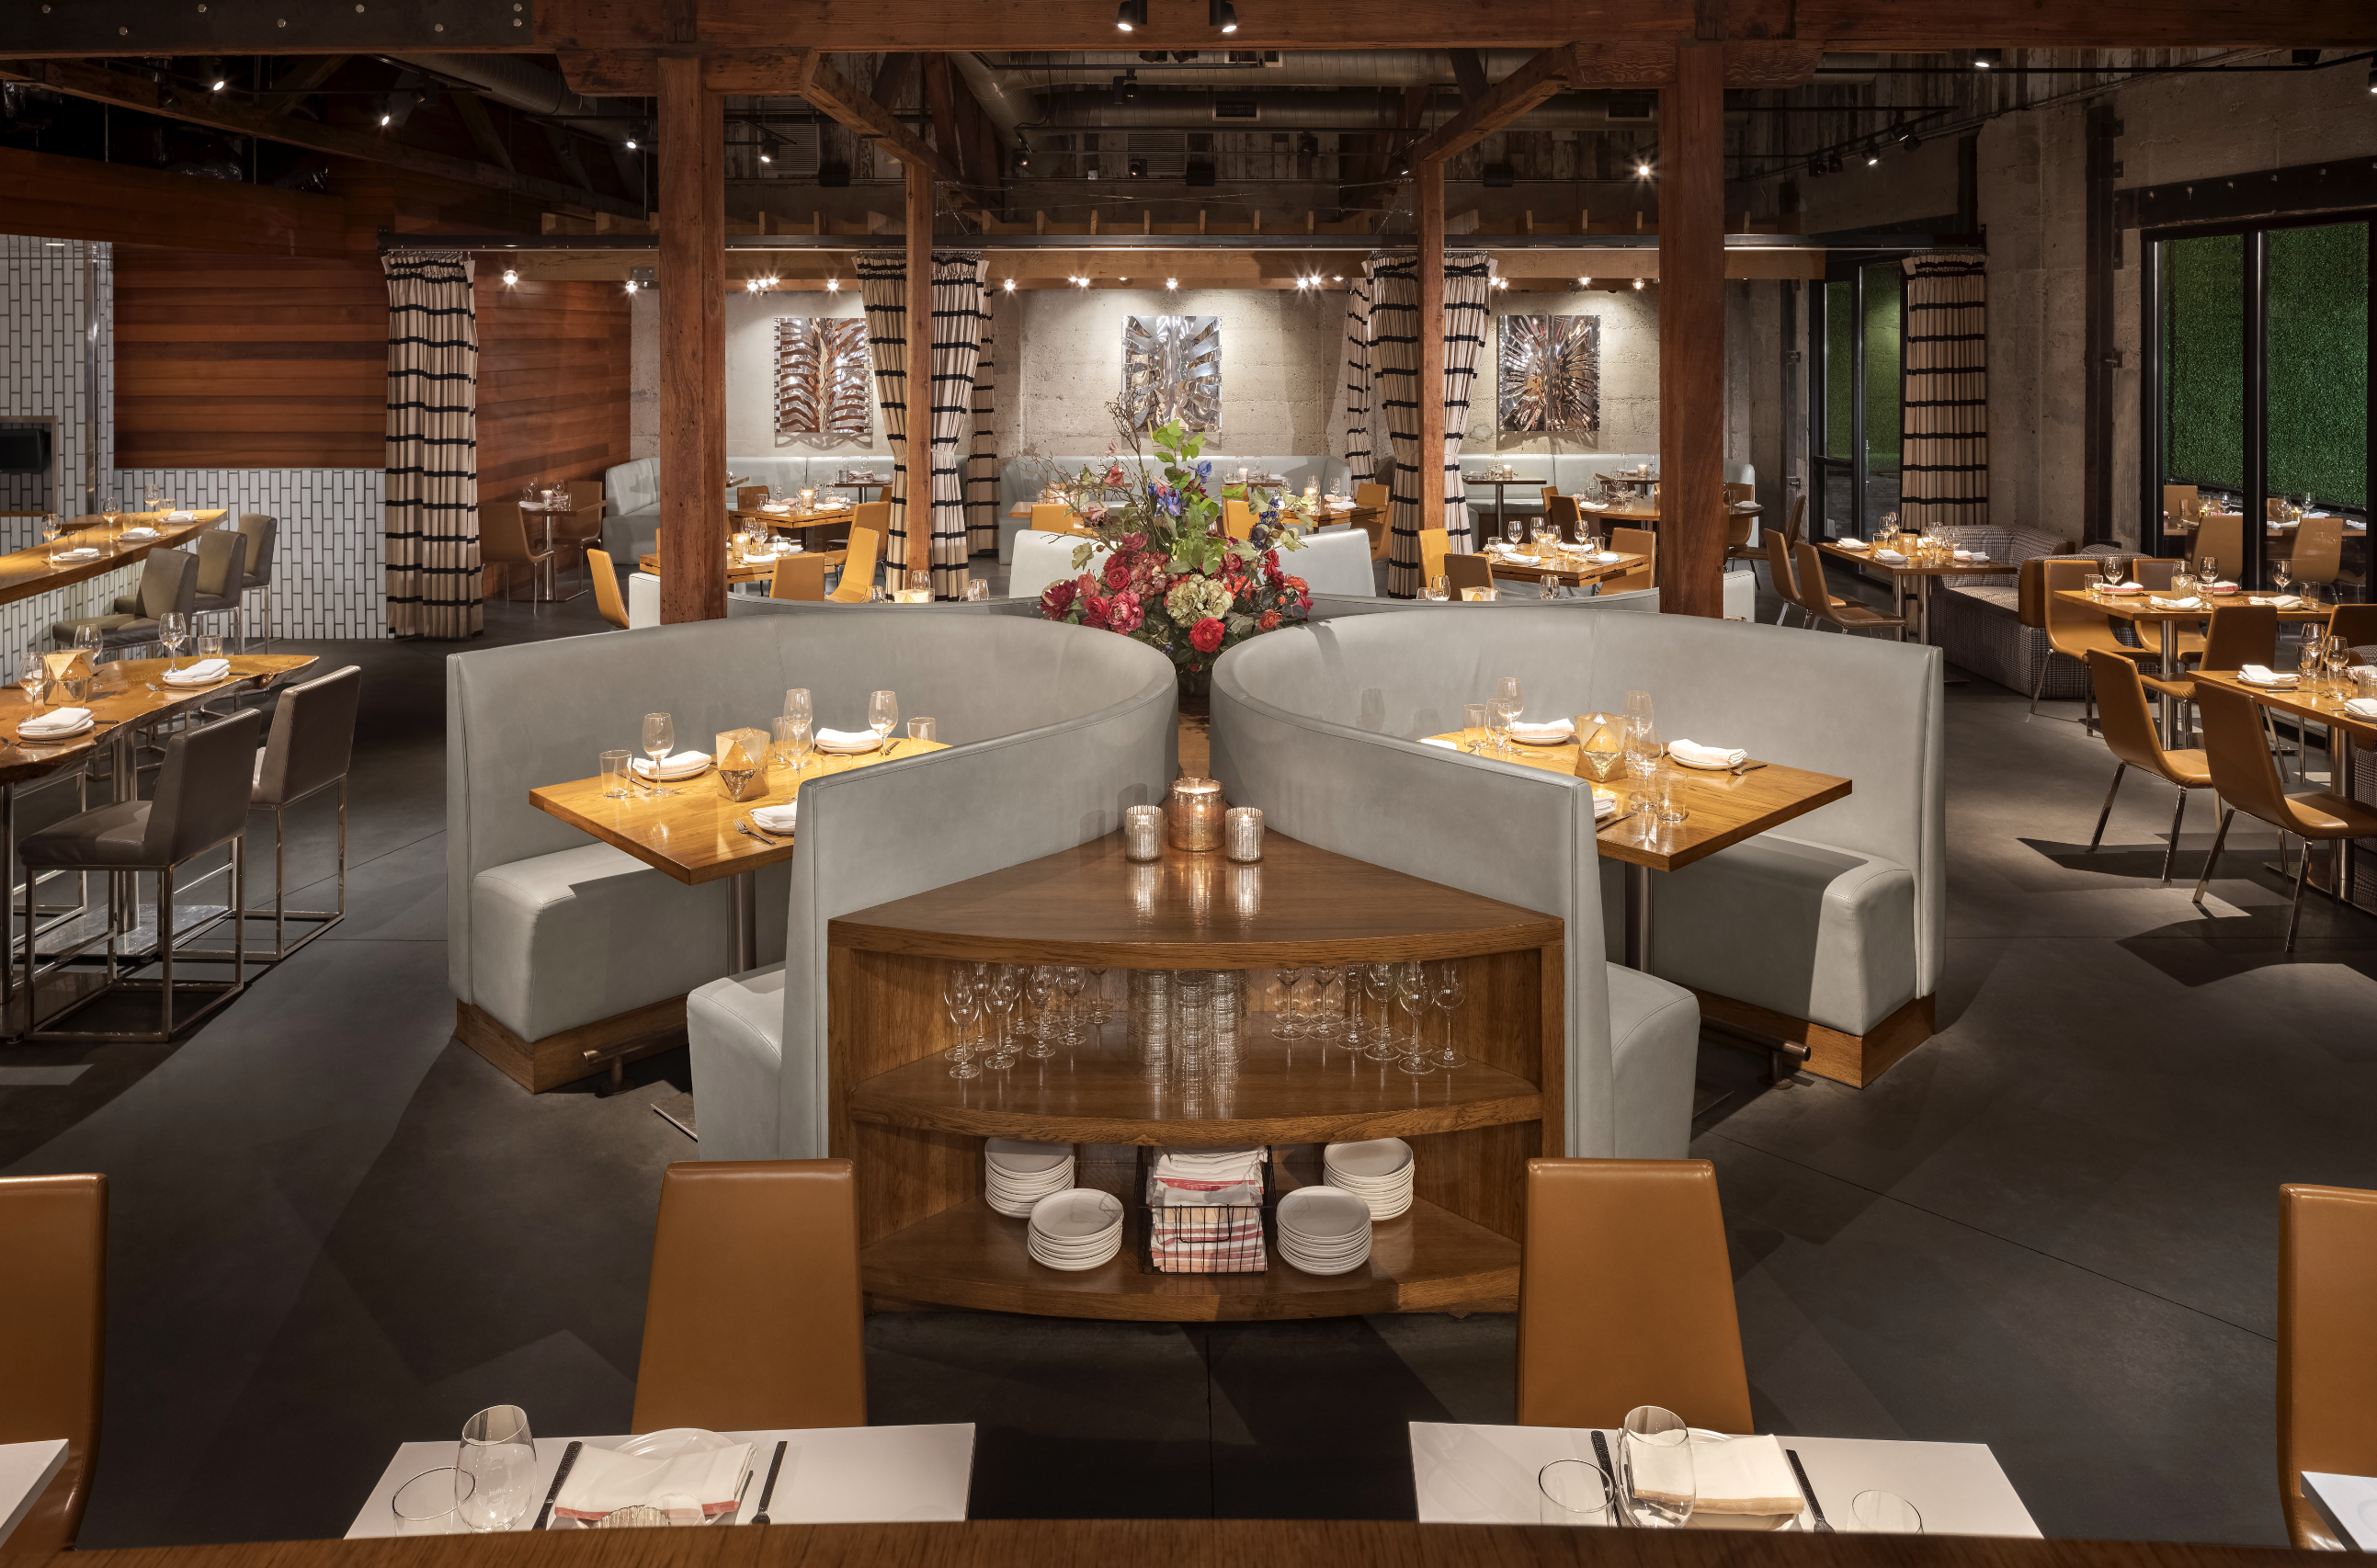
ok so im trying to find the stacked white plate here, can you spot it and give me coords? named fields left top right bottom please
left=1323, top=1138, right=1415, bottom=1220
left=1275, top=1186, right=1373, bottom=1275
left=985, top=1137, right=1075, bottom=1218
left=1027, top=1187, right=1124, bottom=1271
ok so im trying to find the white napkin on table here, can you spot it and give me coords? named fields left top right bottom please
left=552, top=1439, right=754, bottom=1524
left=815, top=726, right=880, bottom=751
left=2148, top=596, right=2204, bottom=609
left=164, top=658, right=231, bottom=685
left=55, top=547, right=99, bottom=561
left=119, top=527, right=159, bottom=540
left=164, top=510, right=195, bottom=522
left=631, top=750, right=711, bottom=778
left=1873, top=549, right=1908, bottom=563
left=749, top=801, right=798, bottom=833
left=1836, top=539, right=1869, bottom=551
left=1504, top=554, right=1541, bottom=566
left=2344, top=698, right=2377, bottom=721
left=1592, top=551, right=1622, bottom=564
left=1670, top=739, right=1748, bottom=768
left=1651, top=1434, right=1805, bottom=1518
left=1507, top=719, right=1575, bottom=744
left=2240, top=665, right=2299, bottom=687
left=1951, top=549, right=1973, bottom=562
left=1419, top=736, right=1461, bottom=750
left=19, top=706, right=91, bottom=736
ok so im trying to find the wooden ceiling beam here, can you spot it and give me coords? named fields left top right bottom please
left=265, top=54, right=352, bottom=116
left=1405, top=45, right=1571, bottom=166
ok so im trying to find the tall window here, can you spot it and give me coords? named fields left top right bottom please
left=2266, top=222, right=2369, bottom=515
left=2161, top=233, right=2245, bottom=497
left=1810, top=263, right=1905, bottom=540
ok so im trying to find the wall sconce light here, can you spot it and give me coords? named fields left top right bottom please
left=1632, top=278, right=1645, bottom=290
left=501, top=268, right=519, bottom=286
left=1004, top=277, right=1017, bottom=291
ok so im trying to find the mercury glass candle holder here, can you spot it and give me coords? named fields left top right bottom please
left=1123, top=804, right=1165, bottom=861
left=1224, top=806, right=1264, bottom=863
left=1166, top=777, right=1226, bottom=852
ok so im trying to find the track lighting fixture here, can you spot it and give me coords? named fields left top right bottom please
left=1826, top=151, right=1846, bottom=175
left=1129, top=156, right=1149, bottom=177
left=1016, top=132, right=1031, bottom=170
left=210, top=76, right=227, bottom=91
left=1898, top=127, right=1922, bottom=153
left=1806, top=155, right=1826, bottom=180
left=1863, top=140, right=1881, bottom=166
left=1973, top=48, right=2002, bottom=69
left=1211, top=0, right=1238, bottom=31
left=1115, top=0, right=1147, bottom=29
left=758, top=151, right=772, bottom=164
left=1113, top=70, right=1139, bottom=105
left=501, top=268, right=519, bottom=286
left=624, top=136, right=638, bottom=149
left=825, top=277, right=840, bottom=292
left=1635, top=159, right=1653, bottom=178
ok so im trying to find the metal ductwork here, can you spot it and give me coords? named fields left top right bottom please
left=983, top=49, right=1545, bottom=92
left=1029, top=90, right=1664, bottom=131
left=950, top=51, right=1029, bottom=146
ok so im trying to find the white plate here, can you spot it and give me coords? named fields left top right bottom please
left=814, top=739, right=882, bottom=756
left=1281, top=1246, right=1370, bottom=1277
left=1029, top=1188, right=1124, bottom=1240
left=1670, top=755, right=1743, bottom=771
left=17, top=720, right=95, bottom=741
left=1029, top=1243, right=1120, bottom=1272
left=1325, top=1139, right=1414, bottom=1181
left=985, top=1139, right=1074, bottom=1174
left=1276, top=1187, right=1372, bottom=1241
left=614, top=1428, right=737, bottom=1461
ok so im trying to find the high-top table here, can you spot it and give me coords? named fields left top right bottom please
left=0, top=509, right=225, bottom=608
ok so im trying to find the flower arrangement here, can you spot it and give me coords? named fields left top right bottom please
left=1036, top=407, right=1312, bottom=681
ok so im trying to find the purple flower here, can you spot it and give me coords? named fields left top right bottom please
left=1195, top=460, right=1214, bottom=483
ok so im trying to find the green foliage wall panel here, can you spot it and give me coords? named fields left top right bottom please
left=1825, top=280, right=1853, bottom=462
left=1862, top=262, right=1902, bottom=469
left=2162, top=233, right=2244, bottom=493
left=2266, top=222, right=2368, bottom=510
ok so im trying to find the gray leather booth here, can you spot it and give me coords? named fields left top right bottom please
left=602, top=455, right=893, bottom=562
left=1209, top=608, right=1942, bottom=1154
left=446, top=615, right=1177, bottom=1159
left=724, top=595, right=1038, bottom=620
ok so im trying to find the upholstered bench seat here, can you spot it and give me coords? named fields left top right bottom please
left=1605, top=964, right=1703, bottom=1155
left=688, top=963, right=787, bottom=1160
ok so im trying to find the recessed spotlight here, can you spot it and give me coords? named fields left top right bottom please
left=1166, top=277, right=1178, bottom=290
left=1115, top=0, right=1146, bottom=29
left=210, top=77, right=227, bottom=91
left=1973, top=48, right=2002, bottom=69
left=624, top=280, right=639, bottom=293
left=758, top=151, right=771, bottom=164
left=825, top=276, right=840, bottom=292
left=1635, top=160, right=1653, bottom=177
left=624, top=135, right=638, bottom=149
left=1210, top=0, right=1237, bottom=31
left=501, top=267, right=518, bottom=286
left=1632, top=278, right=1644, bottom=290
left=1004, top=278, right=1017, bottom=291
left=379, top=112, right=392, bottom=126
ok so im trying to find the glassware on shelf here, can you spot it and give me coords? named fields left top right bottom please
left=984, top=964, right=1022, bottom=1068
left=1022, top=966, right=1058, bottom=1059
left=1393, top=960, right=1434, bottom=1075
left=1271, top=968, right=1303, bottom=1040
left=1431, top=960, right=1468, bottom=1070
left=942, top=964, right=982, bottom=1078
left=1058, top=966, right=1088, bottom=1048
left=1360, top=963, right=1395, bottom=1062
left=1290, top=968, right=1319, bottom=1041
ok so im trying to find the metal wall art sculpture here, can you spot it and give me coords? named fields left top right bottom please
left=1121, top=313, right=1223, bottom=430
left=1497, top=313, right=1600, bottom=434
left=775, top=316, right=873, bottom=438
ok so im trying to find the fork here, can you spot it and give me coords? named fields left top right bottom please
left=735, top=817, right=779, bottom=846
left=1732, top=761, right=1767, bottom=776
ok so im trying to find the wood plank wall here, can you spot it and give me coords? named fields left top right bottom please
left=476, top=277, right=633, bottom=495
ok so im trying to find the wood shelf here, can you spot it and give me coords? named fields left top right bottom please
left=847, top=1030, right=1542, bottom=1147
left=860, top=1175, right=1520, bottom=1323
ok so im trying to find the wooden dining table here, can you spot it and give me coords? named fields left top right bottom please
left=639, top=551, right=788, bottom=588
left=1420, top=724, right=1849, bottom=971
left=1484, top=549, right=1646, bottom=591
left=2053, top=589, right=2333, bottom=746
left=1824, top=542, right=2014, bottom=645
left=0, top=508, right=225, bottom=609
left=736, top=502, right=861, bottom=544
left=2189, top=667, right=2376, bottom=905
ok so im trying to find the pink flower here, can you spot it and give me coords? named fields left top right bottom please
left=1040, top=579, right=1076, bottom=618
left=1106, top=465, right=1126, bottom=487
left=1257, top=609, right=1279, bottom=631
left=1108, top=589, right=1143, bottom=634
left=1190, top=617, right=1226, bottom=654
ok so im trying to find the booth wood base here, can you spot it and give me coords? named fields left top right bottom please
left=1691, top=990, right=1936, bottom=1089
left=454, top=997, right=688, bottom=1093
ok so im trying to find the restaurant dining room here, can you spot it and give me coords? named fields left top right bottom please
left=6, top=3, right=2377, bottom=1567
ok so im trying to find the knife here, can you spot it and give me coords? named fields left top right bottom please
left=533, top=1440, right=582, bottom=1529
left=1591, top=1430, right=1628, bottom=1527
left=750, top=1440, right=789, bottom=1525
left=1786, top=1447, right=1832, bottom=1532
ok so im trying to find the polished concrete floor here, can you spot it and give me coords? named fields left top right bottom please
left=4, top=571, right=2372, bottom=1548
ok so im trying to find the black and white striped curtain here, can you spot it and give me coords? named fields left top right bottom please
left=382, top=251, right=480, bottom=640
left=967, top=317, right=999, bottom=555
left=1370, top=248, right=1492, bottom=597
left=1342, top=275, right=1375, bottom=484
left=859, top=251, right=986, bottom=594
left=1901, top=255, right=1988, bottom=530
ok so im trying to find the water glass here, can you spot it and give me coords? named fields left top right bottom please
left=1462, top=701, right=1489, bottom=752
left=1624, top=688, right=1654, bottom=726
left=1427, top=574, right=1450, bottom=601
left=1488, top=697, right=1519, bottom=756
left=1620, top=1405, right=1695, bottom=1528
left=907, top=718, right=937, bottom=744
left=1656, top=766, right=1691, bottom=825
left=1539, top=1459, right=1613, bottom=1527
left=391, top=1467, right=474, bottom=1534
left=599, top=749, right=633, bottom=800
left=783, top=687, right=813, bottom=724
left=963, top=580, right=989, bottom=601
left=17, top=653, right=44, bottom=706
left=455, top=1405, right=537, bottom=1533
left=1850, top=1491, right=1924, bottom=1533
left=197, top=634, right=223, bottom=661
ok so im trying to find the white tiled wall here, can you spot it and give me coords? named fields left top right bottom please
left=111, top=468, right=386, bottom=640
left=0, top=234, right=109, bottom=520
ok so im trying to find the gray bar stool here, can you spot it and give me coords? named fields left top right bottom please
left=235, top=514, right=279, bottom=652
left=20, top=708, right=257, bottom=1041
left=245, top=665, right=360, bottom=960
left=188, top=528, right=249, bottom=649
left=51, top=546, right=199, bottom=657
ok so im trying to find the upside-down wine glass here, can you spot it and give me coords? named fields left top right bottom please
left=641, top=711, right=677, bottom=796
left=984, top=964, right=1022, bottom=1069
left=455, top=1406, right=537, bottom=1533
left=943, top=965, right=982, bottom=1078
left=1361, top=963, right=1395, bottom=1062
left=1431, top=960, right=1468, bottom=1070
left=1271, top=968, right=1303, bottom=1040
left=1620, top=1406, right=1696, bottom=1528
left=1023, top=967, right=1057, bottom=1059
left=1058, top=966, right=1087, bottom=1048
left=1393, top=960, right=1434, bottom=1075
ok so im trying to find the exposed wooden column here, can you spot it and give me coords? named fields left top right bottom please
left=657, top=54, right=726, bottom=623
left=1417, top=158, right=1446, bottom=551
left=1656, top=41, right=1725, bottom=619
left=904, top=156, right=935, bottom=594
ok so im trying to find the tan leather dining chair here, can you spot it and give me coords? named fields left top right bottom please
left=631, top=1160, right=866, bottom=1434
left=1029, top=502, right=1078, bottom=536
left=1517, top=1159, right=1753, bottom=1433
left=2286, top=515, right=2357, bottom=594
left=1761, top=529, right=1839, bottom=628
left=826, top=526, right=881, bottom=603
left=2032, top=558, right=2155, bottom=718
left=1546, top=494, right=1584, bottom=540
left=1355, top=480, right=1389, bottom=515
left=2328, top=602, right=2377, bottom=653
left=0, top=1173, right=106, bottom=1555
left=2279, top=1183, right=2377, bottom=1551
left=1606, top=527, right=1657, bottom=597
left=586, top=548, right=631, bottom=629
left=2192, top=683, right=2377, bottom=948
left=2162, top=483, right=2199, bottom=524
left=1418, top=526, right=1450, bottom=586
left=2085, top=651, right=2214, bottom=885
left=1723, top=504, right=1758, bottom=563
left=736, top=484, right=770, bottom=514
left=1792, top=540, right=1904, bottom=637
left=2189, top=512, right=2244, bottom=581
left=481, top=499, right=553, bottom=604
left=1780, top=493, right=1808, bottom=551
left=2138, top=602, right=2276, bottom=718
left=1444, top=551, right=1495, bottom=597
left=769, top=553, right=832, bottom=601
left=1355, top=482, right=1393, bottom=560
left=1223, top=498, right=1256, bottom=540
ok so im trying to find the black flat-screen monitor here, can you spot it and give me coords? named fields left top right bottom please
left=0, top=428, right=51, bottom=473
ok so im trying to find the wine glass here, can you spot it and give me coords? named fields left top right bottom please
left=1360, top=964, right=1395, bottom=1061
left=1393, top=961, right=1434, bottom=1075
left=2273, top=562, right=2293, bottom=599
left=2300, top=627, right=2327, bottom=690
left=1850, top=1492, right=1924, bottom=1533
left=2198, top=554, right=2219, bottom=586
left=73, top=624, right=101, bottom=669
left=158, top=611, right=188, bottom=673
left=942, top=965, right=981, bottom=1079
left=869, top=689, right=898, bottom=755
left=40, top=514, right=61, bottom=552
left=1290, top=968, right=1319, bottom=1040
left=2098, top=555, right=2124, bottom=594
left=1271, top=968, right=1304, bottom=1040
left=1023, top=967, right=1058, bottom=1059
left=455, top=1405, right=537, bottom=1533
left=1058, top=966, right=1087, bottom=1047
left=1620, top=1406, right=1696, bottom=1528
left=641, top=711, right=677, bottom=796
left=1495, top=675, right=1522, bottom=722
left=1623, top=688, right=1654, bottom=728
left=1539, top=1459, right=1615, bottom=1527
left=783, top=687, right=813, bottom=724
left=1317, top=968, right=1347, bottom=1047
left=1431, top=960, right=1468, bottom=1069
left=984, top=965, right=1022, bottom=1068
left=100, top=498, right=119, bottom=531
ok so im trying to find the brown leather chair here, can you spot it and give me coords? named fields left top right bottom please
left=2192, top=683, right=2377, bottom=949
left=1761, top=529, right=1841, bottom=628
left=1546, top=494, right=1584, bottom=541
left=736, top=484, right=770, bottom=514
left=2085, top=651, right=2214, bottom=885
left=1792, top=540, right=1905, bottom=637
left=1444, top=551, right=1495, bottom=596
left=1780, top=492, right=1808, bottom=551
left=586, top=548, right=631, bottom=629
left=631, top=1159, right=866, bottom=1433
left=2279, top=1183, right=2377, bottom=1551
left=481, top=499, right=554, bottom=604
left=1723, top=504, right=1759, bottom=563
left=825, top=526, right=881, bottom=604
left=2162, top=483, right=2199, bottom=525
left=2286, top=515, right=2361, bottom=595
left=1603, top=527, right=1657, bottom=597
left=2328, top=602, right=2377, bottom=654
left=245, top=665, right=363, bottom=960
left=0, top=1173, right=106, bottom=1555
left=2031, top=558, right=2156, bottom=718
left=769, top=553, right=834, bottom=601
left=1354, top=481, right=1393, bottom=559
left=1517, top=1158, right=1753, bottom=1433
left=2139, top=603, right=2277, bottom=720
left=1418, top=527, right=1450, bottom=587
left=2189, top=511, right=2244, bottom=582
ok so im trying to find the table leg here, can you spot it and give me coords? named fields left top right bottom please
left=2158, top=620, right=2180, bottom=749
left=1916, top=574, right=1934, bottom=645
left=1622, top=862, right=1655, bottom=972
left=729, top=869, right=758, bottom=973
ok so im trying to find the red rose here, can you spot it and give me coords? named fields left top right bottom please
left=1264, top=549, right=1280, bottom=573
left=1190, top=617, right=1226, bottom=653
left=1257, top=609, right=1279, bottom=631
left=1040, top=579, right=1076, bottom=617
left=1298, top=593, right=1312, bottom=611
left=1102, top=555, right=1133, bottom=591
left=1081, top=593, right=1111, bottom=631
left=1282, top=575, right=1307, bottom=596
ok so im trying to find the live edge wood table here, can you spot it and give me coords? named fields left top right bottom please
left=826, top=831, right=1562, bottom=1322
left=0, top=509, right=226, bottom=608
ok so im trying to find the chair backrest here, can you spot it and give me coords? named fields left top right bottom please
left=1418, top=527, right=1449, bottom=585
left=586, top=548, right=631, bottom=629
left=2328, top=603, right=2377, bottom=653
left=137, top=545, right=200, bottom=621
left=852, top=499, right=893, bottom=539
left=1723, top=482, right=1753, bottom=506
left=1355, top=481, right=1389, bottom=514
left=2288, top=517, right=2344, bottom=585
left=630, top=1160, right=867, bottom=1433
left=1029, top=503, right=1075, bottom=534
left=143, top=708, right=263, bottom=863
left=563, top=479, right=604, bottom=520
left=194, top=528, right=247, bottom=602
left=2191, top=511, right=2243, bottom=578
left=1517, top=1159, right=1753, bottom=1431
left=769, top=554, right=831, bottom=601
left=1781, top=492, right=1808, bottom=550
left=256, top=665, right=361, bottom=807
left=480, top=499, right=532, bottom=566
left=826, top=528, right=880, bottom=602
left=1723, top=506, right=1756, bottom=551
left=2133, top=557, right=2178, bottom=591
left=2280, top=1184, right=2377, bottom=1551
left=2195, top=681, right=2296, bottom=828
left=0, top=1173, right=105, bottom=1555
left=1223, top=498, right=1255, bottom=540
left=236, top=513, right=279, bottom=588
left=736, top=485, right=770, bottom=513
left=1608, top=527, right=1656, bottom=596
left=2198, top=603, right=2279, bottom=673
left=1762, top=529, right=1800, bottom=604
left=2040, top=558, right=2111, bottom=651
left=2163, top=483, right=2199, bottom=521
left=1444, top=552, right=1494, bottom=593
left=1791, top=540, right=1842, bottom=623
left=2087, top=650, right=2185, bottom=778
left=1547, top=494, right=1583, bottom=534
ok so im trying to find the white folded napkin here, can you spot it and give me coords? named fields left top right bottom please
left=165, top=658, right=231, bottom=685
left=2345, top=698, right=2377, bottom=720
left=814, top=726, right=881, bottom=750
left=2149, top=596, right=2205, bottom=610
left=164, top=510, right=195, bottom=521
left=1670, top=739, right=1748, bottom=768
left=1594, top=789, right=1619, bottom=817
left=1951, top=549, right=1973, bottom=562
left=749, top=802, right=798, bottom=833
left=1504, top=553, right=1541, bottom=566
left=20, top=707, right=92, bottom=735
left=552, top=1439, right=754, bottom=1524
left=631, top=750, right=712, bottom=778
left=1658, top=1434, right=1805, bottom=1518
left=2240, top=665, right=2299, bottom=687
left=1419, top=736, right=1461, bottom=750
left=119, top=527, right=159, bottom=540
left=55, top=547, right=100, bottom=560
left=1836, top=540, right=1869, bottom=551
left=1507, top=719, right=1575, bottom=743
left=1873, top=549, right=1908, bottom=563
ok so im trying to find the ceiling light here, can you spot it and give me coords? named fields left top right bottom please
left=624, top=135, right=638, bottom=149
left=1332, top=275, right=1343, bottom=282
left=1827, top=151, right=1847, bottom=175
left=825, top=276, right=840, bottom=291
left=1806, top=156, right=1826, bottom=180
left=1210, top=0, right=1238, bottom=31
left=1863, top=139, right=1882, bottom=166
left=758, top=151, right=772, bottom=164
left=1577, top=276, right=1590, bottom=286
left=1166, top=278, right=1177, bottom=290
left=1632, top=278, right=1644, bottom=290
left=380, top=112, right=392, bottom=127
left=210, top=77, right=227, bottom=92
left=1295, top=276, right=1309, bottom=290
left=1004, top=278, right=1016, bottom=291
left=501, top=268, right=518, bottom=286
left=1973, top=48, right=2002, bottom=69
left=1635, top=159, right=1653, bottom=177
left=1116, top=0, right=1147, bottom=28
left=2369, top=62, right=2377, bottom=93
left=1128, top=156, right=1148, bottom=177
left=623, top=280, right=638, bottom=293
left=1898, top=127, right=1922, bottom=153
left=745, top=278, right=761, bottom=291
left=1016, top=132, right=1031, bottom=170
